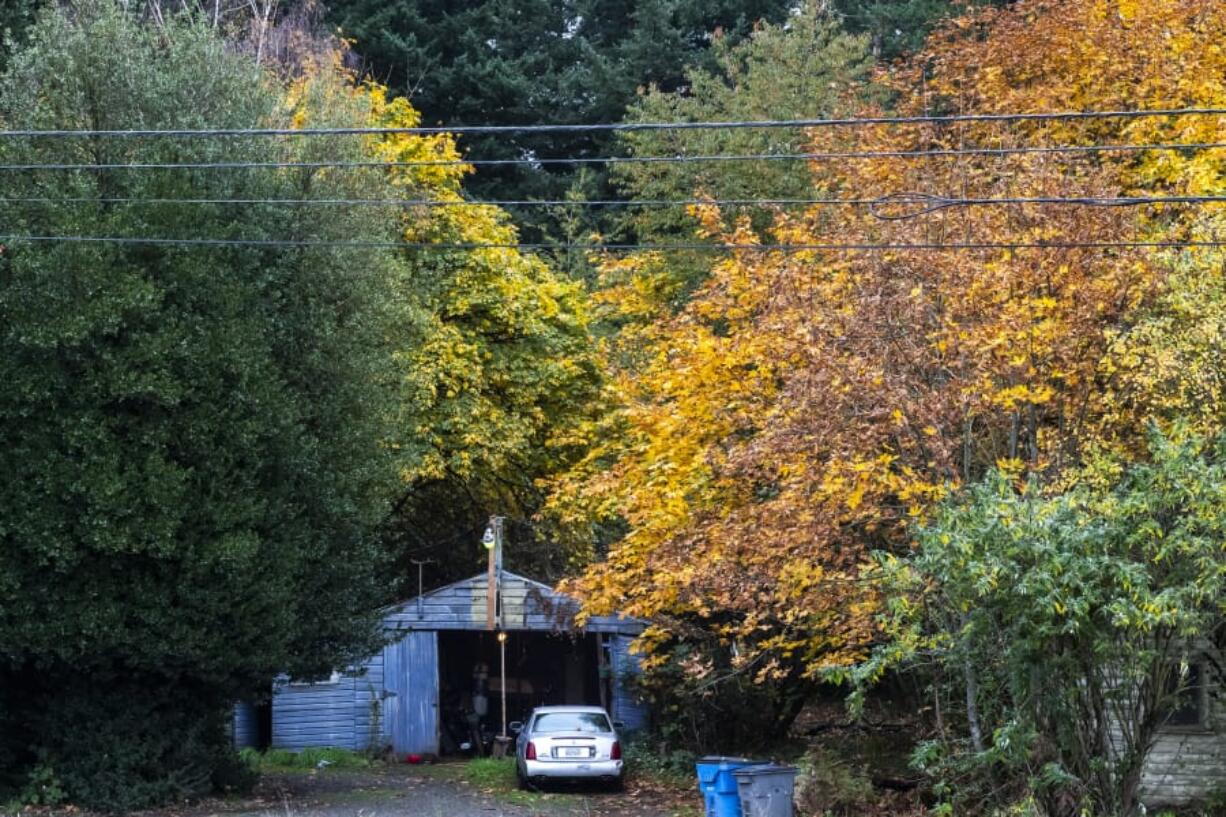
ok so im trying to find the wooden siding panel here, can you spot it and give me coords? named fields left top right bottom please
left=299, top=652, right=384, bottom=752
left=610, top=634, right=650, bottom=732
left=232, top=702, right=258, bottom=749
left=1140, top=691, right=1226, bottom=805
left=1138, top=652, right=1224, bottom=807
left=271, top=676, right=358, bottom=751
left=383, top=630, right=439, bottom=755
left=351, top=664, right=385, bottom=752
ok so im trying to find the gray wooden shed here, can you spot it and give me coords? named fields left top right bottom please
left=239, top=571, right=648, bottom=756
left=1135, top=648, right=1225, bottom=807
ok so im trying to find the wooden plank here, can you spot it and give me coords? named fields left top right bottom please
left=232, top=703, right=259, bottom=749
left=1137, top=655, right=1224, bottom=806
left=609, top=634, right=650, bottom=732
left=271, top=673, right=359, bottom=751
left=384, top=630, right=439, bottom=755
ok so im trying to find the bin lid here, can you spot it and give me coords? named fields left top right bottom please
left=697, top=756, right=762, bottom=765
left=696, top=756, right=768, bottom=785
left=732, top=764, right=799, bottom=777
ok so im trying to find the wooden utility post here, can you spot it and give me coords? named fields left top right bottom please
left=486, top=517, right=511, bottom=758
left=499, top=631, right=508, bottom=735
left=484, top=516, right=504, bottom=631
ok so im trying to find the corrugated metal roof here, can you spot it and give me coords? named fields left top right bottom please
left=384, top=570, right=645, bottom=634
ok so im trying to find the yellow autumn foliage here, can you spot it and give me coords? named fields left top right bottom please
left=551, top=0, right=1226, bottom=680
left=287, top=56, right=600, bottom=574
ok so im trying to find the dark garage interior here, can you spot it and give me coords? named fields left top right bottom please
left=437, top=630, right=610, bottom=754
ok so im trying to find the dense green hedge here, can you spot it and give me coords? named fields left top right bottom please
left=0, top=3, right=411, bottom=808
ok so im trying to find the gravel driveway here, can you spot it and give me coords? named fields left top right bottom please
left=189, top=766, right=694, bottom=817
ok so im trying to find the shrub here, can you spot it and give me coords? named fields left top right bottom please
left=622, top=740, right=697, bottom=785
left=793, top=747, right=873, bottom=817
left=17, top=764, right=66, bottom=808
left=627, top=641, right=814, bottom=755
left=211, top=751, right=259, bottom=796
left=854, top=432, right=1226, bottom=817
left=16, top=676, right=244, bottom=812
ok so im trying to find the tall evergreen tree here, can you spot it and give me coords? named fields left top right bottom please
left=832, top=0, right=1005, bottom=60
left=324, top=0, right=797, bottom=235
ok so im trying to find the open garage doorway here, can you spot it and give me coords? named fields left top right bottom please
left=436, top=630, right=609, bottom=755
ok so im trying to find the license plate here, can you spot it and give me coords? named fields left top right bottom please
left=560, top=747, right=587, bottom=758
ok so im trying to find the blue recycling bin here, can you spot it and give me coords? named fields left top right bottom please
left=696, top=756, right=766, bottom=817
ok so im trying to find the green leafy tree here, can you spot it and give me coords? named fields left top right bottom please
left=854, top=432, right=1226, bottom=816
left=351, top=86, right=602, bottom=585
left=0, top=4, right=417, bottom=808
left=388, top=233, right=602, bottom=582
left=0, top=0, right=40, bottom=70
left=1093, top=238, right=1226, bottom=457
left=611, top=1, right=870, bottom=297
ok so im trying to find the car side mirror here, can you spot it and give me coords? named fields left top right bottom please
left=613, top=720, right=625, bottom=730
left=509, top=721, right=523, bottom=734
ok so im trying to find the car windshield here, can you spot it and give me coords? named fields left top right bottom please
left=532, top=712, right=612, bottom=733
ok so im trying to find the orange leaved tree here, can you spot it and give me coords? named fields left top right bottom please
left=547, top=0, right=1226, bottom=738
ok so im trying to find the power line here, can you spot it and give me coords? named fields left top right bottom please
left=865, top=193, right=1226, bottom=219
left=1, top=235, right=1223, bottom=252
left=0, top=159, right=405, bottom=171
left=3, top=193, right=1223, bottom=215
left=0, top=108, right=1224, bottom=138
left=0, top=195, right=873, bottom=208
left=763, top=141, right=1226, bottom=163
left=399, top=139, right=1226, bottom=166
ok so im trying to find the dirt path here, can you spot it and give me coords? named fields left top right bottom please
left=187, top=766, right=695, bottom=817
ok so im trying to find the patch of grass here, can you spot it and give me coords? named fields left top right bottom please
left=299, top=747, right=373, bottom=769
left=240, top=746, right=372, bottom=773
left=456, top=757, right=550, bottom=807
left=462, top=757, right=518, bottom=789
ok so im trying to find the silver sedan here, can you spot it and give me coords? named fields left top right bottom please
left=511, top=705, right=624, bottom=790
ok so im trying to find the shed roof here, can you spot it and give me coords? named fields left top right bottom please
left=384, top=570, right=644, bottom=635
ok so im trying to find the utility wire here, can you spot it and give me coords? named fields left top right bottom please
left=761, top=141, right=1226, bottom=163
left=3, top=193, right=1223, bottom=214
left=865, top=193, right=1226, bottom=219
left=0, top=107, right=1224, bottom=138
left=3, top=142, right=1223, bottom=173
left=0, top=195, right=877, bottom=208
left=2, top=235, right=1223, bottom=252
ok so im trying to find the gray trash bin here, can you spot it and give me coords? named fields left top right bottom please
left=733, top=764, right=798, bottom=817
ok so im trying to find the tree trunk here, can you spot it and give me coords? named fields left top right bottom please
left=961, top=628, right=985, bottom=753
